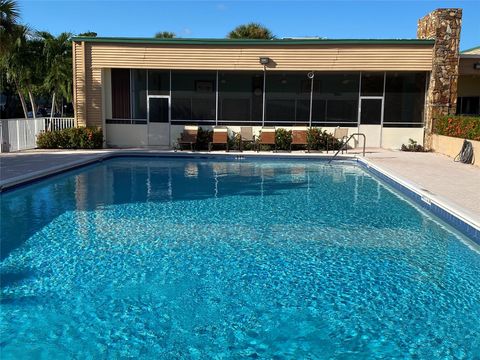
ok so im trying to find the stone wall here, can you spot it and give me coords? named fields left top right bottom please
left=417, top=8, right=462, bottom=149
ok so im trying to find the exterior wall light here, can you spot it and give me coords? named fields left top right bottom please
left=259, top=57, right=270, bottom=65
left=474, top=63, right=480, bottom=70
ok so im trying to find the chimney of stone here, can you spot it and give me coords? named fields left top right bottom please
left=417, top=8, right=462, bottom=150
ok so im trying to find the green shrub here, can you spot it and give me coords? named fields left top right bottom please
left=307, top=128, right=342, bottom=151
left=307, top=127, right=323, bottom=150
left=401, top=138, right=425, bottom=152
left=434, top=115, right=480, bottom=141
left=36, top=131, right=57, bottom=149
left=229, top=133, right=240, bottom=151
left=195, top=127, right=212, bottom=150
left=37, top=127, right=103, bottom=149
left=275, top=128, right=292, bottom=150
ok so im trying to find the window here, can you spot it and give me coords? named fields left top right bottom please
left=148, top=98, right=169, bottom=123
left=312, top=73, right=359, bottom=126
left=360, top=99, right=382, bottom=124
left=148, top=70, right=169, bottom=96
left=383, top=72, right=426, bottom=127
left=131, top=69, right=147, bottom=119
left=457, top=96, right=480, bottom=115
left=111, top=69, right=130, bottom=119
left=361, top=72, right=384, bottom=96
left=171, top=71, right=216, bottom=123
left=265, top=72, right=311, bottom=125
left=218, top=71, right=263, bottom=124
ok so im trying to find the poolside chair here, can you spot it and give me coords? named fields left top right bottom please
left=290, top=129, right=309, bottom=152
left=328, top=127, right=349, bottom=153
left=238, top=127, right=256, bottom=151
left=208, top=126, right=229, bottom=152
left=177, top=125, right=198, bottom=151
left=257, top=127, right=276, bottom=152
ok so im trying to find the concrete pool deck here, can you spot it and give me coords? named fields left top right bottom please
left=1, top=148, right=479, bottom=226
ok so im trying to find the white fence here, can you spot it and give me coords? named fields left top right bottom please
left=0, top=117, right=75, bottom=152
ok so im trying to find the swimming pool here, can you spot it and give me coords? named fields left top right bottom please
left=1, top=157, right=479, bottom=358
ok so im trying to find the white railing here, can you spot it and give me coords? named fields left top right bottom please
left=0, top=117, right=75, bottom=152
left=44, top=117, right=76, bottom=132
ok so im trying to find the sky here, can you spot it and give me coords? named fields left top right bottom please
left=18, top=0, right=480, bottom=51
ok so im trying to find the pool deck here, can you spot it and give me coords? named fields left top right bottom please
left=1, top=148, right=479, bottom=226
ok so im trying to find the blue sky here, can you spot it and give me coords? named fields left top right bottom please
left=19, top=0, right=479, bottom=51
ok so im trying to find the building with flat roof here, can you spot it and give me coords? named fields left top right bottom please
left=458, top=46, right=480, bottom=116
left=71, top=8, right=478, bottom=149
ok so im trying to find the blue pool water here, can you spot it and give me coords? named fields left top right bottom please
left=1, top=157, right=479, bottom=359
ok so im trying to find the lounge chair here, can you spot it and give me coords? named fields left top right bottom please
left=208, top=126, right=229, bottom=152
left=290, top=129, right=309, bottom=152
left=177, top=125, right=198, bottom=151
left=257, top=127, right=276, bottom=152
left=238, top=127, right=256, bottom=151
left=332, top=127, right=349, bottom=153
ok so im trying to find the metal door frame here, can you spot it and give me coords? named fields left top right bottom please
left=358, top=96, right=384, bottom=147
left=147, top=95, right=171, bottom=146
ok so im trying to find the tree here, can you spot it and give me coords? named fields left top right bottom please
left=155, top=31, right=175, bottom=39
left=41, top=32, right=73, bottom=118
left=0, top=0, right=20, bottom=37
left=227, top=23, right=274, bottom=39
left=77, top=31, right=97, bottom=37
left=1, top=24, right=31, bottom=118
left=1, top=0, right=42, bottom=118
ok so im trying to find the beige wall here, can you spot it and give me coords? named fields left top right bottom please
left=462, top=48, right=480, bottom=55
left=106, top=124, right=148, bottom=147
left=432, top=134, right=479, bottom=167
left=73, top=41, right=433, bottom=128
left=382, top=127, right=424, bottom=149
left=102, top=68, right=112, bottom=119
left=459, top=57, right=480, bottom=76
left=105, top=124, right=423, bottom=150
left=73, top=41, right=85, bottom=126
left=87, top=43, right=433, bottom=71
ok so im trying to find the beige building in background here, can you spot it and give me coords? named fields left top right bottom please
left=71, top=8, right=479, bottom=149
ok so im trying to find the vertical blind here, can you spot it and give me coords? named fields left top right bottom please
left=111, top=69, right=131, bottom=119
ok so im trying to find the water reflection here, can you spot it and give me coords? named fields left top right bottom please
left=1, top=158, right=442, bottom=265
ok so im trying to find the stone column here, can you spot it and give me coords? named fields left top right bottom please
left=417, top=8, right=462, bottom=149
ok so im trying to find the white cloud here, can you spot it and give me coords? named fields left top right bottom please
left=216, top=3, right=227, bottom=11
left=182, top=27, right=192, bottom=35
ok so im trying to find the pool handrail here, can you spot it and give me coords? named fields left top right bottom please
left=328, top=133, right=366, bottom=163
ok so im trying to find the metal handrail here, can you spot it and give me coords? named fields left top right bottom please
left=328, top=133, right=366, bottom=163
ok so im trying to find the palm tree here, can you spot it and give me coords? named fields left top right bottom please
left=0, top=0, right=20, bottom=55
left=41, top=32, right=73, bottom=118
left=25, top=34, right=46, bottom=117
left=155, top=31, right=175, bottom=39
left=227, top=23, right=274, bottom=39
left=1, top=0, right=43, bottom=118
left=0, top=24, right=31, bottom=118
left=0, top=0, right=20, bottom=33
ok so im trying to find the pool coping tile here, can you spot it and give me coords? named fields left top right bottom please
left=357, top=158, right=480, bottom=245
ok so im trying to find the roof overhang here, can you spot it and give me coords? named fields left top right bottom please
left=70, top=37, right=435, bottom=46
left=460, top=54, right=480, bottom=59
